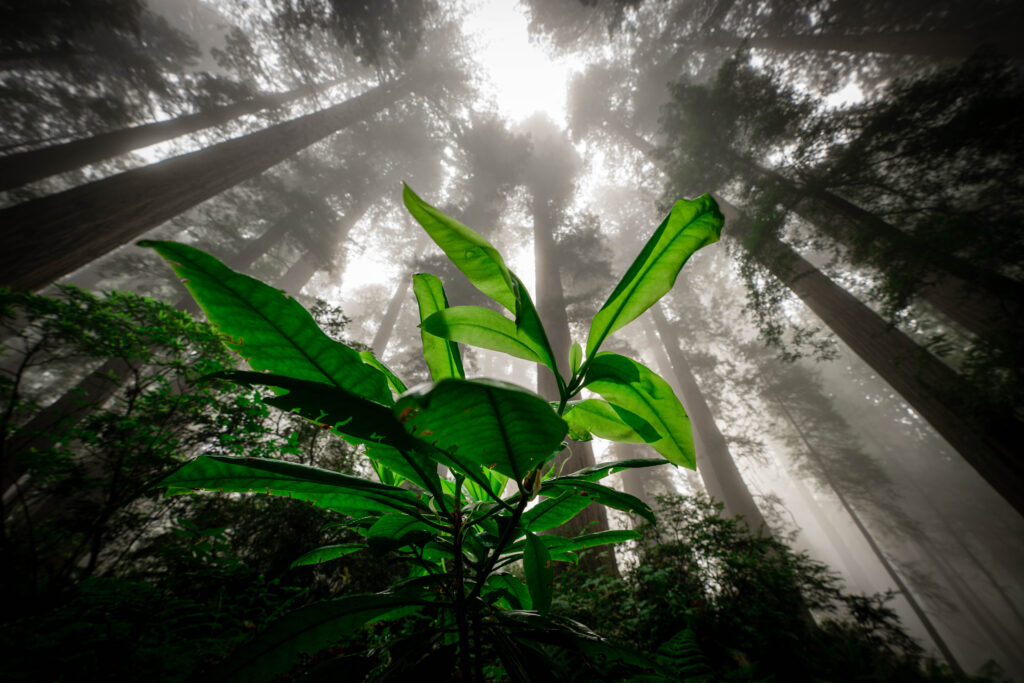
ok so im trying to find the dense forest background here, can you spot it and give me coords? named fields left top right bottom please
left=1, top=0, right=1022, bottom=680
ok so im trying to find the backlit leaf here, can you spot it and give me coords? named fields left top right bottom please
left=411, top=273, right=465, bottom=381
left=586, top=195, right=722, bottom=358
left=421, top=306, right=543, bottom=364
left=539, top=478, right=656, bottom=524
left=563, top=398, right=662, bottom=444
left=583, top=353, right=695, bottom=469
left=141, top=240, right=391, bottom=405
left=395, top=378, right=567, bottom=481
left=403, top=184, right=516, bottom=312
left=158, top=455, right=425, bottom=517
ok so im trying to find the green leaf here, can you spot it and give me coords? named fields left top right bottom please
left=563, top=399, right=662, bottom=444
left=508, top=529, right=640, bottom=564
left=421, top=306, right=543, bottom=364
left=158, top=455, right=425, bottom=516
left=583, top=353, right=695, bottom=469
left=486, top=573, right=533, bottom=610
left=358, top=350, right=407, bottom=395
left=521, top=490, right=592, bottom=532
left=522, top=531, right=553, bottom=612
left=569, top=342, right=583, bottom=375
left=205, top=594, right=427, bottom=683
left=540, top=478, right=656, bottom=524
left=291, top=544, right=365, bottom=568
left=364, top=443, right=441, bottom=496
left=395, top=378, right=567, bottom=481
left=586, top=195, right=722, bottom=358
left=510, top=272, right=561, bottom=385
left=557, top=458, right=671, bottom=483
left=403, top=184, right=516, bottom=312
left=141, top=240, right=391, bottom=405
left=365, top=512, right=434, bottom=540
left=411, top=273, right=465, bottom=381
left=211, top=371, right=410, bottom=448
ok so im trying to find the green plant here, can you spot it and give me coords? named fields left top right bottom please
left=142, top=184, right=723, bottom=681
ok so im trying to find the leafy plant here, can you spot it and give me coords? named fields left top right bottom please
left=141, top=183, right=723, bottom=681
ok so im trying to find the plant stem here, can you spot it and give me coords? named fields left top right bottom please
left=453, top=504, right=472, bottom=680
left=468, top=491, right=529, bottom=603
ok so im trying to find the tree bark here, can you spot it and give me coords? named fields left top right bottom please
left=695, top=29, right=1024, bottom=59
left=735, top=155, right=1024, bottom=338
left=720, top=196, right=1024, bottom=517
left=643, top=307, right=770, bottom=536
left=372, top=278, right=409, bottom=357
left=0, top=76, right=415, bottom=292
left=0, top=79, right=342, bottom=192
left=531, top=189, right=617, bottom=574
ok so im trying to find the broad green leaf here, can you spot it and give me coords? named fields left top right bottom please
left=395, top=378, right=567, bottom=481
left=522, top=531, right=553, bottom=612
left=158, top=455, right=425, bottom=516
left=583, top=353, right=695, bottom=469
left=486, top=573, right=533, bottom=610
left=421, top=306, right=543, bottom=364
left=403, top=184, right=516, bottom=312
left=205, top=594, right=428, bottom=683
left=540, top=478, right=656, bottom=524
left=557, top=458, right=671, bottom=483
left=569, top=342, right=583, bottom=375
left=365, top=512, right=434, bottom=540
left=510, top=272, right=561, bottom=385
left=358, top=350, right=407, bottom=395
left=586, top=195, right=723, bottom=358
left=563, top=399, right=662, bottom=445
left=508, top=529, right=640, bottom=564
left=521, top=490, right=591, bottom=532
left=141, top=240, right=391, bottom=405
left=291, top=543, right=365, bottom=568
left=411, top=273, right=465, bottom=381
left=211, top=371, right=410, bottom=448
left=363, top=443, right=444, bottom=498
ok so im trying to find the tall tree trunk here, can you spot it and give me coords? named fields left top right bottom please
left=0, top=79, right=342, bottom=192
left=600, top=125, right=1024, bottom=515
left=0, top=76, right=415, bottom=292
left=531, top=189, right=616, bottom=574
left=734, top=155, right=1024, bottom=338
left=643, top=307, right=769, bottom=536
left=769, top=388, right=965, bottom=676
left=694, top=29, right=1024, bottom=59
left=275, top=191, right=378, bottom=296
left=607, top=119, right=1023, bottom=340
left=372, top=279, right=409, bottom=357
left=722, top=196, right=1024, bottom=517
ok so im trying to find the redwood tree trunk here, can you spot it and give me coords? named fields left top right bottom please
left=722, top=196, right=1024, bottom=517
left=531, top=189, right=616, bottom=574
left=644, top=307, right=770, bottom=536
left=697, top=30, right=1023, bottom=59
left=0, top=76, right=415, bottom=292
left=372, top=279, right=409, bottom=357
left=0, top=78, right=342, bottom=192
left=735, top=155, right=1024, bottom=338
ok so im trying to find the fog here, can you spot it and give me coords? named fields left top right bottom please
left=1, top=0, right=1022, bottom=678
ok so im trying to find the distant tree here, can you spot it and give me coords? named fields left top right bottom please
left=0, top=75, right=420, bottom=292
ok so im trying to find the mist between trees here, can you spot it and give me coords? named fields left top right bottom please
left=1, top=0, right=1022, bottom=681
